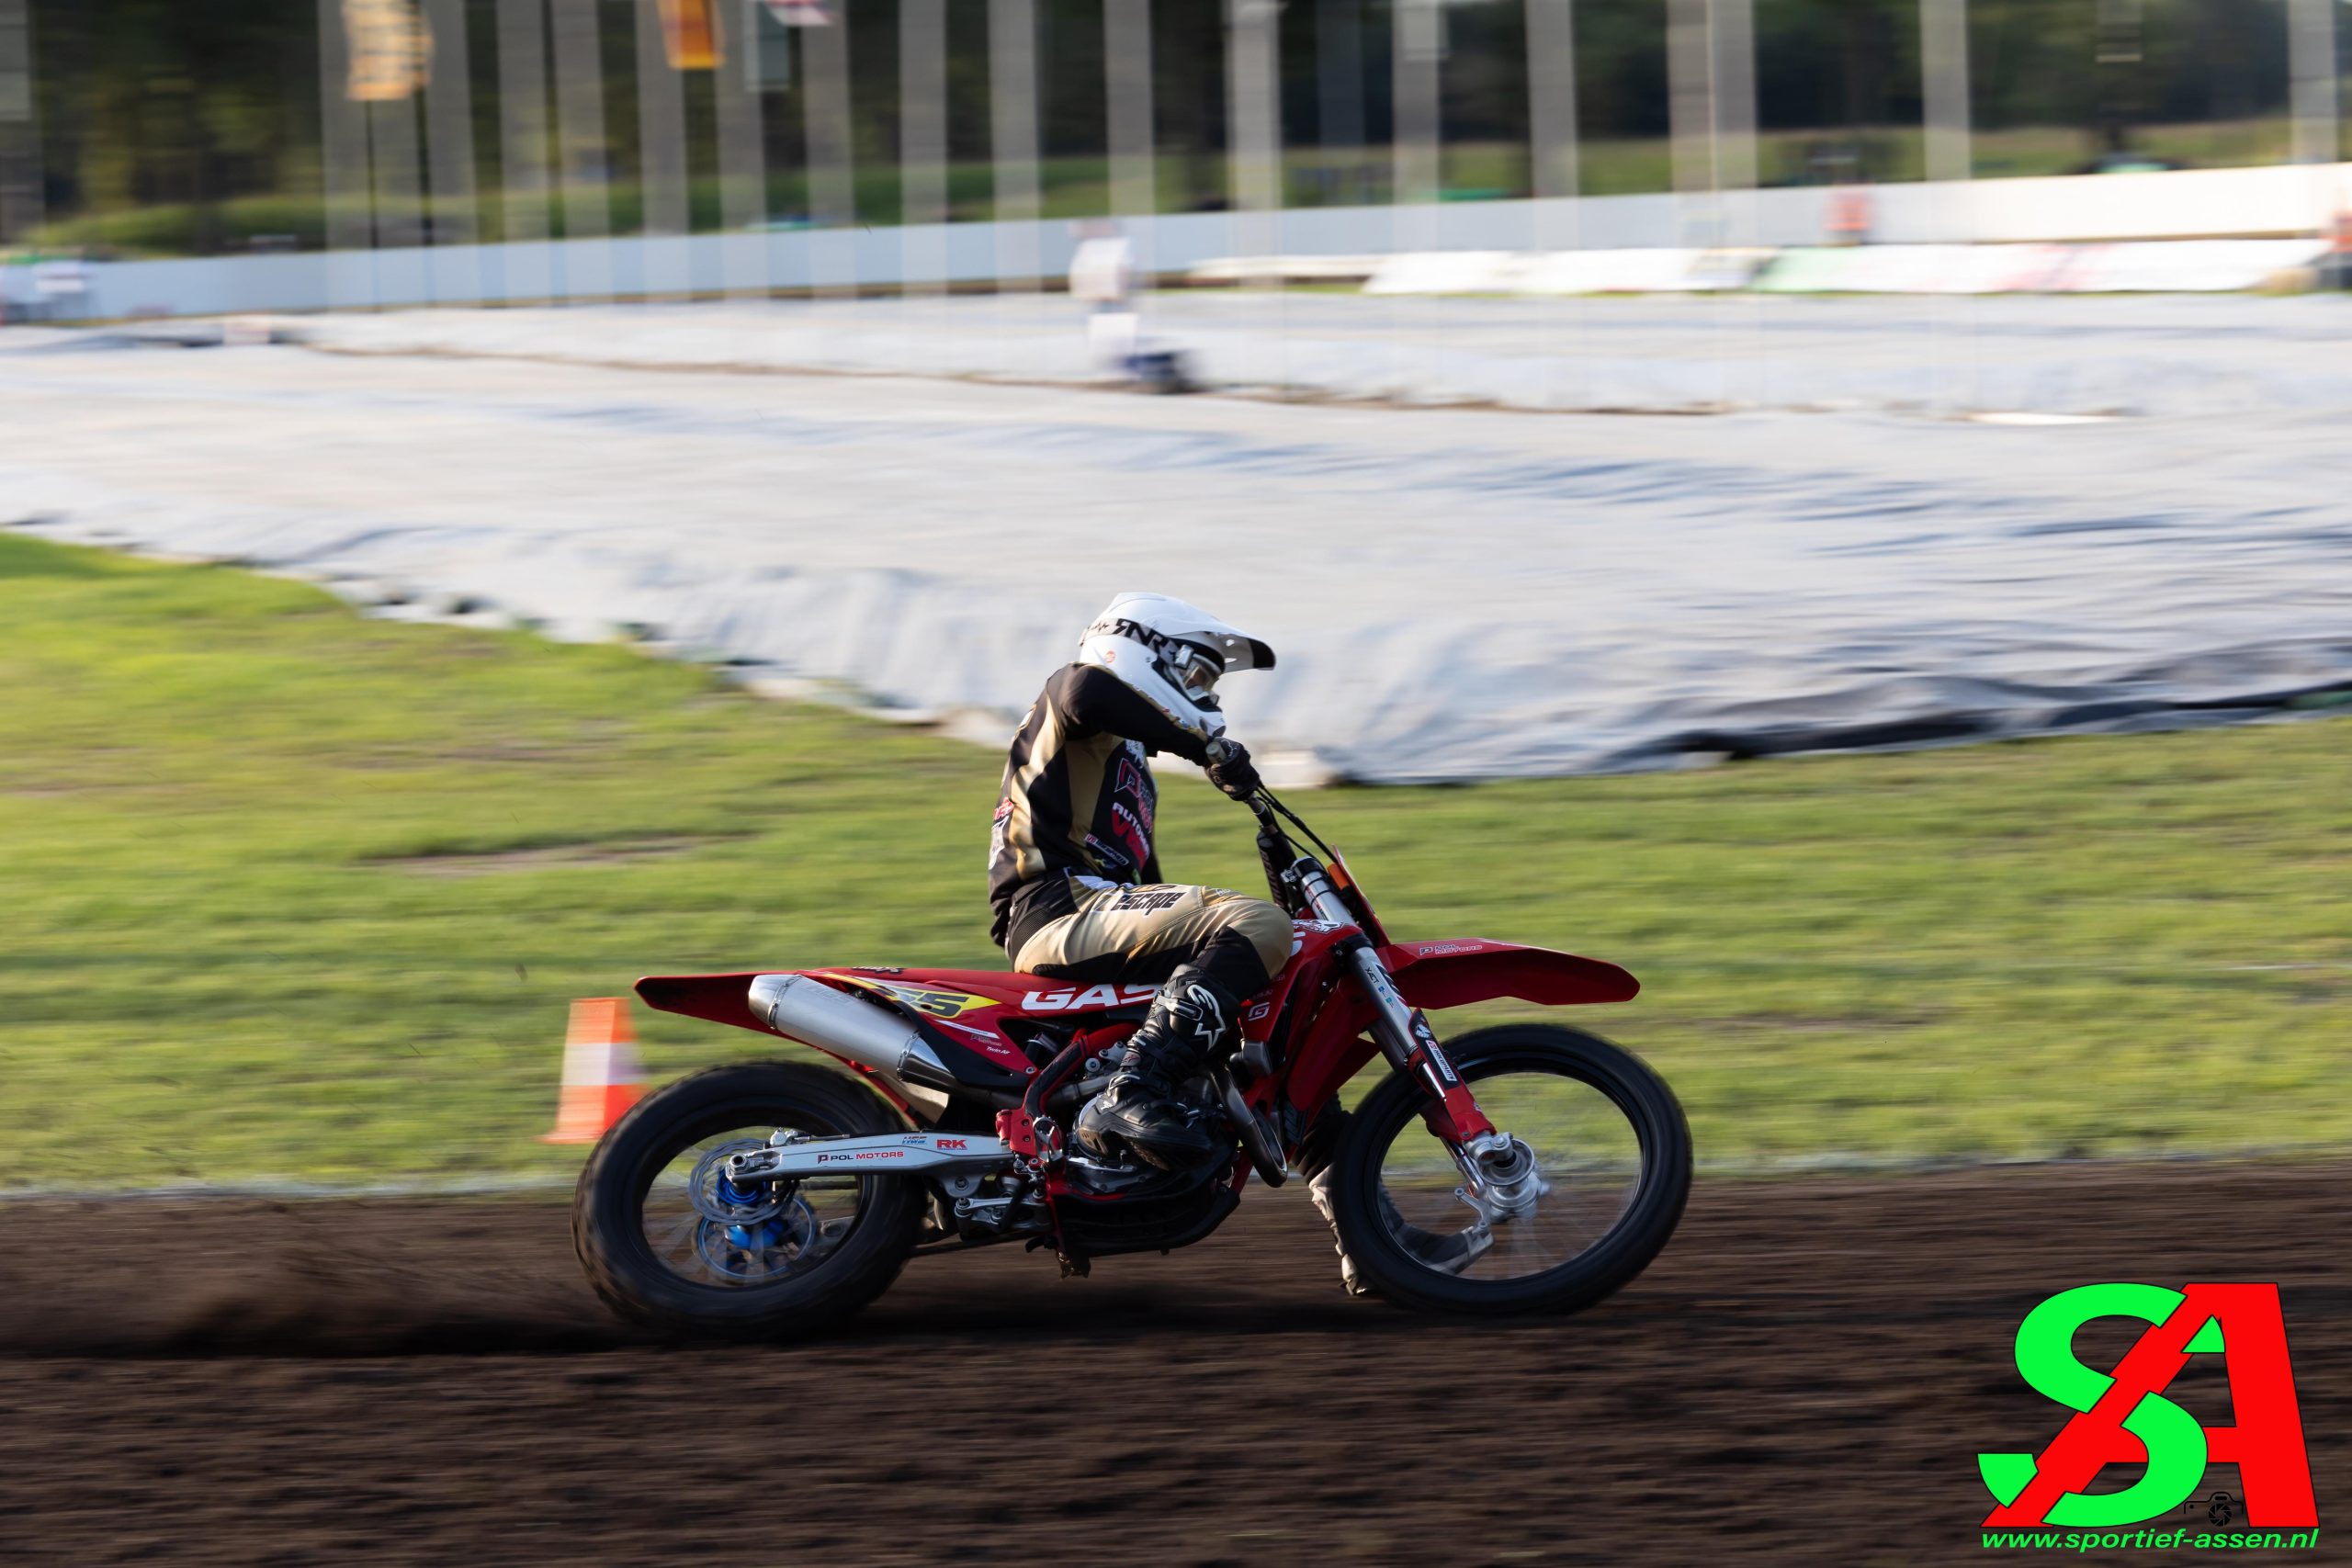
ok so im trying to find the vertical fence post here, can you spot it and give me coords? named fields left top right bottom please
left=353, top=0, right=430, bottom=307
left=990, top=0, right=1042, bottom=288
left=1390, top=0, right=1441, bottom=397
left=713, top=0, right=769, bottom=299
left=1527, top=0, right=1578, bottom=407
left=1712, top=0, right=1758, bottom=407
left=635, top=0, right=693, bottom=300
left=801, top=2, right=854, bottom=303
left=1921, top=0, right=1974, bottom=411
left=497, top=0, right=557, bottom=302
left=989, top=0, right=1043, bottom=375
left=550, top=0, right=614, bottom=300
left=1227, top=0, right=1282, bottom=385
left=1920, top=0, right=1971, bottom=188
left=902, top=0, right=949, bottom=298
left=422, top=0, right=482, bottom=302
left=1667, top=0, right=1709, bottom=208
left=1527, top=0, right=1577, bottom=210
left=1104, top=0, right=1155, bottom=272
left=1316, top=0, right=1365, bottom=206
left=1227, top=0, right=1281, bottom=231
left=321, top=0, right=377, bottom=309
left=2290, top=0, right=2339, bottom=190
left=1668, top=0, right=1753, bottom=404
left=0, top=0, right=40, bottom=249
left=1711, top=0, right=1756, bottom=225
left=1392, top=0, right=1440, bottom=214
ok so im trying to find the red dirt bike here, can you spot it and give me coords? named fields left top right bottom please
left=573, top=785, right=1690, bottom=1334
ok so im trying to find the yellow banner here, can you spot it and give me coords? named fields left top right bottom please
left=658, top=0, right=721, bottom=69
left=344, top=0, right=432, bottom=102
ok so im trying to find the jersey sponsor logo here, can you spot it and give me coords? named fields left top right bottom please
left=1114, top=757, right=1156, bottom=833
left=1080, top=834, right=1135, bottom=877
left=1108, top=803, right=1151, bottom=870
left=1104, top=884, right=1185, bottom=914
left=1021, top=982, right=1159, bottom=1012
left=1106, top=756, right=1156, bottom=870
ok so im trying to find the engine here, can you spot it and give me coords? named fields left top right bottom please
left=933, top=1147, right=1238, bottom=1258
left=935, top=1169, right=1052, bottom=1240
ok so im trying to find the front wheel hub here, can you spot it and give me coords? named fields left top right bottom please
left=1471, top=1135, right=1547, bottom=1218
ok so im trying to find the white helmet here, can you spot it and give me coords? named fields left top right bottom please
left=1076, top=592, right=1275, bottom=740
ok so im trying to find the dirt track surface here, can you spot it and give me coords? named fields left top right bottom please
left=2, top=1163, right=2345, bottom=1565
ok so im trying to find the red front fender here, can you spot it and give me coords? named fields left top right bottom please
left=1378, top=939, right=1639, bottom=1010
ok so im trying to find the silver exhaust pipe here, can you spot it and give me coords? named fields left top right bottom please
left=747, top=974, right=959, bottom=1095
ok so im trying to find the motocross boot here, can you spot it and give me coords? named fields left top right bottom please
left=1301, top=1110, right=1492, bottom=1297
left=1073, top=966, right=1236, bottom=1170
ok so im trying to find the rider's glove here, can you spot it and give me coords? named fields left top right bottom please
left=1204, top=740, right=1262, bottom=801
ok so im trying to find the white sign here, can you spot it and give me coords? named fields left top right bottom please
left=761, top=0, right=832, bottom=24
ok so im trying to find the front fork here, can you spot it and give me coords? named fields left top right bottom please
left=1298, top=868, right=1544, bottom=1220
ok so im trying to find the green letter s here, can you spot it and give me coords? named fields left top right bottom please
left=1978, top=1283, right=2208, bottom=1527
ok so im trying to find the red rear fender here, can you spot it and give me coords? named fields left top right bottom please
left=635, top=972, right=772, bottom=1034
left=1379, top=940, right=1638, bottom=1010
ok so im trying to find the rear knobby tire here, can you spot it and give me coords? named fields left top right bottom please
left=1330, top=1023, right=1691, bottom=1315
left=572, top=1060, right=922, bottom=1339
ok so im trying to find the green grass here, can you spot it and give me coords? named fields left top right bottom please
left=5, top=530, right=2350, bottom=1186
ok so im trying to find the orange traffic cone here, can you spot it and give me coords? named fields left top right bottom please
left=540, top=997, right=648, bottom=1144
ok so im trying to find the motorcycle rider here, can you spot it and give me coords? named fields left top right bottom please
left=989, top=593, right=1285, bottom=1170
left=990, top=592, right=1487, bottom=1293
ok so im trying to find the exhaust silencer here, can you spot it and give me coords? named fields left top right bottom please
left=746, top=974, right=959, bottom=1093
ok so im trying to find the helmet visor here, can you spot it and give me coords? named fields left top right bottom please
left=1167, top=641, right=1224, bottom=696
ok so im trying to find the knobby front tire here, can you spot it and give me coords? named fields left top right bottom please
left=1329, top=1023, right=1692, bottom=1315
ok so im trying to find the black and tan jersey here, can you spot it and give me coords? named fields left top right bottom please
left=987, top=663, right=1213, bottom=951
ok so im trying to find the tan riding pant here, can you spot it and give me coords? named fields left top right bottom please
left=1012, top=880, right=1290, bottom=987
